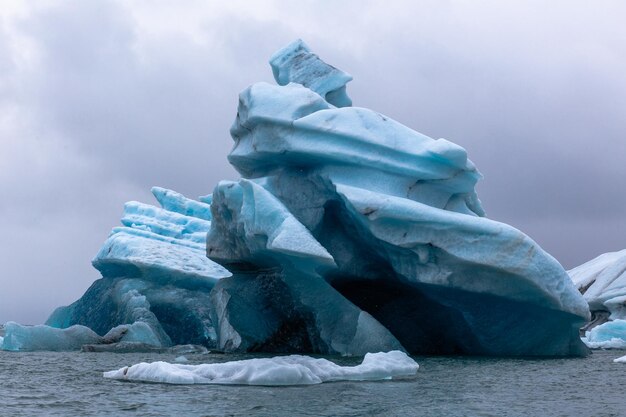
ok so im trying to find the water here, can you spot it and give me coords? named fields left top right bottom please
left=1, top=349, right=625, bottom=417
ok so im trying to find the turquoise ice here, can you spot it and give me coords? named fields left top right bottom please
left=40, top=187, right=230, bottom=351
left=12, top=40, right=590, bottom=355
left=206, top=39, right=589, bottom=356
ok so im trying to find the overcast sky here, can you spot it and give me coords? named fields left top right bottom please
left=1, top=0, right=625, bottom=324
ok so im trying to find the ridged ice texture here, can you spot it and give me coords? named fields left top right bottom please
left=44, top=188, right=230, bottom=349
left=103, top=350, right=418, bottom=386
left=93, top=187, right=230, bottom=285
left=206, top=40, right=590, bottom=356
left=569, top=249, right=626, bottom=320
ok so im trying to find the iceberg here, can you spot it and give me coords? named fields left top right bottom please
left=103, top=350, right=418, bottom=385
left=1, top=320, right=170, bottom=352
left=34, top=39, right=589, bottom=357
left=569, top=249, right=626, bottom=322
left=1, top=322, right=102, bottom=351
left=204, top=39, right=589, bottom=356
left=568, top=249, right=626, bottom=347
left=583, top=320, right=626, bottom=349
left=43, top=187, right=231, bottom=349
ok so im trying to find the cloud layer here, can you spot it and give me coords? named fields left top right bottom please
left=1, top=0, right=625, bottom=323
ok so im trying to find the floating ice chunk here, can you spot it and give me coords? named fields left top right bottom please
left=269, top=39, right=353, bottom=107
left=103, top=350, right=417, bottom=385
left=613, top=355, right=626, bottom=363
left=583, top=320, right=626, bottom=349
left=0, top=336, right=4, bottom=347
left=1, top=322, right=102, bottom=351
left=174, top=355, right=188, bottom=363
left=151, top=187, right=212, bottom=221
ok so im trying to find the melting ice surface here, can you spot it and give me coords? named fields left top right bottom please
left=103, top=350, right=418, bottom=386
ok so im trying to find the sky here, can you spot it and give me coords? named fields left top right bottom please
left=1, top=0, right=625, bottom=324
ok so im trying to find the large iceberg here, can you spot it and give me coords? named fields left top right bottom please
left=204, top=39, right=589, bottom=356
left=103, top=350, right=418, bottom=385
left=12, top=39, right=590, bottom=356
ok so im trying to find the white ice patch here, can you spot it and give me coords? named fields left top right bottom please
left=103, top=350, right=418, bottom=386
left=613, top=355, right=626, bottom=363
left=583, top=319, right=626, bottom=349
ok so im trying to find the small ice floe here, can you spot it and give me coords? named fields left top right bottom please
left=582, top=320, right=626, bottom=349
left=174, top=355, right=188, bottom=363
left=613, top=355, right=626, bottom=363
left=103, top=350, right=418, bottom=386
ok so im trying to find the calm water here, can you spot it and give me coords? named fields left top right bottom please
left=1, top=349, right=625, bottom=417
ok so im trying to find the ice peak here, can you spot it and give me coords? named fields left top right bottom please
left=269, top=39, right=352, bottom=107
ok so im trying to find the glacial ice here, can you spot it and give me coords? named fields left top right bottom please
left=103, top=350, right=418, bottom=385
left=0, top=320, right=170, bottom=352
left=43, top=187, right=230, bottom=349
left=582, top=320, right=626, bottom=349
left=204, top=40, right=589, bottom=356
left=569, top=249, right=626, bottom=321
left=269, top=39, right=353, bottom=108
left=32, top=39, right=590, bottom=357
left=1, top=322, right=102, bottom=351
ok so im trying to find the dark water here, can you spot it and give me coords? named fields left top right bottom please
left=1, top=349, right=625, bottom=417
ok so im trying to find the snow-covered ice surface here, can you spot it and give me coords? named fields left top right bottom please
left=103, top=350, right=418, bottom=386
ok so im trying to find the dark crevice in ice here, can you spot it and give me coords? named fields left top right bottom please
left=331, top=277, right=483, bottom=355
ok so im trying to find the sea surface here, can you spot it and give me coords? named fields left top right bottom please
left=1, top=349, right=625, bottom=417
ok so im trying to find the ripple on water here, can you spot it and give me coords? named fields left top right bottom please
left=1, top=350, right=625, bottom=416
